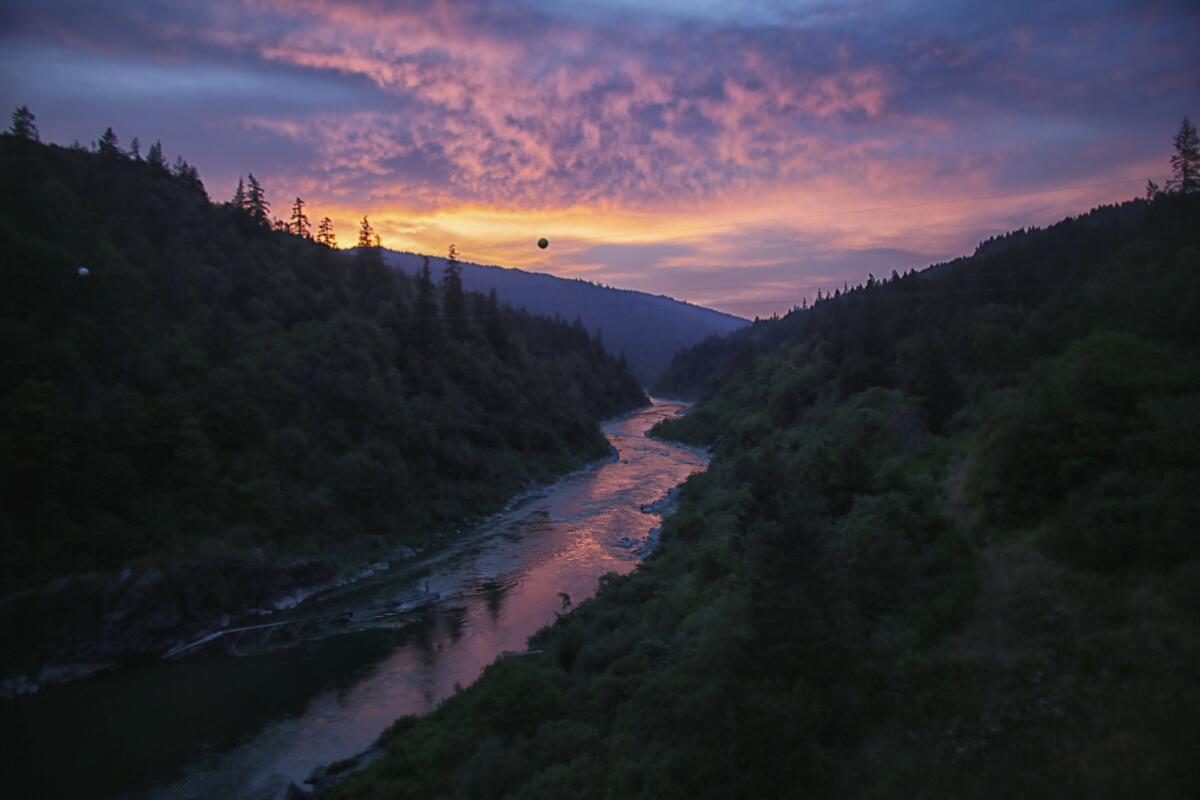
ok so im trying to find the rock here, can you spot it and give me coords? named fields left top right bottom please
left=4, top=555, right=346, bottom=689
left=0, top=674, right=39, bottom=698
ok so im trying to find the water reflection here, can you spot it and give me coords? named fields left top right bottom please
left=3, top=400, right=706, bottom=800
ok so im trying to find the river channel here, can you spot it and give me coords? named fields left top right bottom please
left=3, top=399, right=707, bottom=799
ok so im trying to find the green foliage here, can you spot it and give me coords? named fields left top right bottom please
left=329, top=192, right=1200, bottom=799
left=0, top=136, right=645, bottom=588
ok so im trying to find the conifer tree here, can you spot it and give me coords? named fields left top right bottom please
left=484, top=287, right=508, bottom=358
left=245, top=173, right=270, bottom=226
left=414, top=255, right=440, bottom=352
left=9, top=106, right=38, bottom=141
left=147, top=140, right=168, bottom=173
left=232, top=177, right=246, bottom=210
left=316, top=216, right=337, bottom=248
left=130, top=138, right=141, bottom=160
left=443, top=243, right=466, bottom=333
left=98, top=127, right=121, bottom=156
left=1168, top=116, right=1199, bottom=194
left=170, top=157, right=205, bottom=194
left=357, top=216, right=376, bottom=249
left=290, top=197, right=311, bottom=238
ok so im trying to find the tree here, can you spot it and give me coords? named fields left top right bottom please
left=290, top=197, right=311, bottom=239
left=98, top=127, right=121, bottom=156
left=443, top=243, right=466, bottom=332
left=9, top=106, right=38, bottom=141
left=1168, top=116, right=1199, bottom=194
left=1145, top=179, right=1161, bottom=202
left=414, top=255, right=440, bottom=351
left=232, top=177, right=246, bottom=210
left=316, top=216, right=337, bottom=248
left=130, top=138, right=141, bottom=160
left=172, top=157, right=204, bottom=194
left=357, top=216, right=376, bottom=249
left=484, top=287, right=508, bottom=359
left=245, top=173, right=270, bottom=225
left=147, top=140, right=168, bottom=173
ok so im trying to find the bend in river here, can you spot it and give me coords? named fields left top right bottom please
left=2, top=399, right=707, bottom=800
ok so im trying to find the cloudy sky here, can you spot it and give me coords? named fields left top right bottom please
left=2, top=0, right=1197, bottom=317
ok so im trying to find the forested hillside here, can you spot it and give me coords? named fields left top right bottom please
left=384, top=251, right=748, bottom=385
left=325, top=192, right=1199, bottom=799
left=0, top=132, right=646, bottom=592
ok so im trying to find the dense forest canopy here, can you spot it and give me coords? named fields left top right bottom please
left=326, top=175, right=1199, bottom=798
left=0, top=123, right=646, bottom=591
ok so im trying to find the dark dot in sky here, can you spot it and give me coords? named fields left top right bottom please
left=537, top=238, right=549, bottom=249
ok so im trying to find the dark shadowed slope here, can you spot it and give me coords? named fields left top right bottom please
left=327, top=193, right=1200, bottom=800
left=384, top=250, right=747, bottom=385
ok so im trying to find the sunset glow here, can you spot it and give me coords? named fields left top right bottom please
left=2, top=0, right=1196, bottom=315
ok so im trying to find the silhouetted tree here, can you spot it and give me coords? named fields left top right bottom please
left=484, top=287, right=508, bottom=359
left=9, top=106, right=38, bottom=141
left=1145, top=179, right=1161, bottom=202
left=316, top=216, right=337, bottom=248
left=414, top=255, right=439, bottom=352
left=245, top=173, right=270, bottom=226
left=290, top=197, right=311, bottom=239
left=147, top=140, right=168, bottom=173
left=232, top=177, right=246, bottom=210
left=357, top=216, right=376, bottom=249
left=98, top=127, right=120, bottom=156
left=444, top=243, right=466, bottom=332
left=129, top=137, right=141, bottom=160
left=172, top=156, right=204, bottom=193
left=1168, top=116, right=1199, bottom=194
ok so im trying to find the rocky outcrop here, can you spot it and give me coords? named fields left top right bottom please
left=0, top=556, right=338, bottom=697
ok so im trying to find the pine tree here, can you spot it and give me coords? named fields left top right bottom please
left=1168, top=116, right=1199, bottom=194
left=130, top=138, right=141, bottom=160
left=443, top=243, right=466, bottom=333
left=9, top=106, right=38, bottom=141
left=357, top=216, right=375, bottom=249
left=484, top=287, right=508, bottom=359
left=98, top=127, right=121, bottom=156
left=290, top=197, right=311, bottom=238
left=245, top=173, right=270, bottom=226
left=414, top=255, right=440, bottom=352
left=171, top=157, right=205, bottom=194
left=147, top=140, right=168, bottom=173
left=316, top=216, right=337, bottom=248
left=232, top=177, right=246, bottom=210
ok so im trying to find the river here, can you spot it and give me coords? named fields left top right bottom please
left=3, top=399, right=707, bottom=799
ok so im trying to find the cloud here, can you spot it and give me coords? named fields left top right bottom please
left=1, top=0, right=1197, bottom=314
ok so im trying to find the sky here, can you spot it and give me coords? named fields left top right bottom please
left=2, top=0, right=1197, bottom=318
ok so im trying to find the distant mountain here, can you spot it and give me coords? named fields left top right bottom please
left=384, top=250, right=748, bottom=385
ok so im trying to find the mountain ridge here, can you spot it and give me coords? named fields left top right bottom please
left=383, top=249, right=748, bottom=385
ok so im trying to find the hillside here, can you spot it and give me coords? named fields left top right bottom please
left=325, top=193, right=1200, bottom=799
left=384, top=250, right=747, bottom=385
left=0, top=133, right=646, bottom=680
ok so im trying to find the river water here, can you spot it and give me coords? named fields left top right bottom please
left=3, top=399, right=706, bottom=799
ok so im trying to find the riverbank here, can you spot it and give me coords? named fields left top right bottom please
left=1, top=399, right=705, bottom=800
left=0, top=434, right=630, bottom=699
